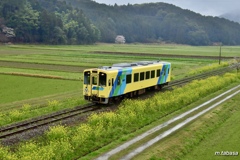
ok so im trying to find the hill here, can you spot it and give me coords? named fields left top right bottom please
left=1, top=0, right=240, bottom=45
left=0, top=0, right=100, bottom=44
left=67, top=0, right=240, bottom=45
left=220, top=10, right=240, bottom=23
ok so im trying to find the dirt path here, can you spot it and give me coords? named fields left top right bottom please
left=91, top=51, right=235, bottom=60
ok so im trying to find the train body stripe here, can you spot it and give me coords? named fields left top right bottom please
left=109, top=68, right=132, bottom=97
left=158, top=64, right=170, bottom=84
left=92, top=86, right=104, bottom=91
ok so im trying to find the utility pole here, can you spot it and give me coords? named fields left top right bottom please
left=219, top=43, right=222, bottom=65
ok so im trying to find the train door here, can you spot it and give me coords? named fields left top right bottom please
left=84, top=71, right=92, bottom=97
left=163, top=66, right=166, bottom=79
left=117, top=76, right=122, bottom=94
left=108, top=77, right=112, bottom=92
left=91, top=72, right=99, bottom=96
left=109, top=76, right=121, bottom=97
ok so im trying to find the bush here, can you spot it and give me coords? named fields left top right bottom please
left=189, top=62, right=229, bottom=75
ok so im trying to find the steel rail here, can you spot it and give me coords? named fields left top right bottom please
left=0, top=103, right=98, bottom=139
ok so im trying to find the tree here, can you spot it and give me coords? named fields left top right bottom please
left=38, top=9, right=67, bottom=44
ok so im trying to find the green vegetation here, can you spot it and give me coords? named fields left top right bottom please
left=0, top=73, right=239, bottom=160
left=182, top=94, right=240, bottom=160
left=0, top=67, right=80, bottom=80
left=0, top=44, right=238, bottom=109
left=1, top=0, right=240, bottom=45
left=0, top=74, right=80, bottom=104
left=2, top=44, right=239, bottom=56
left=0, top=98, right=86, bottom=127
left=142, top=87, right=240, bottom=160
left=0, top=44, right=239, bottom=159
left=74, top=0, right=240, bottom=45
left=189, top=61, right=229, bottom=75
left=0, top=0, right=100, bottom=44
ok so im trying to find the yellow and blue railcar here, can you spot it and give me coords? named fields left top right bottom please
left=83, top=60, right=171, bottom=104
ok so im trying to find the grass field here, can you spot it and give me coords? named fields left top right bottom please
left=0, top=44, right=239, bottom=109
left=0, top=74, right=80, bottom=105
left=1, top=44, right=240, bottom=56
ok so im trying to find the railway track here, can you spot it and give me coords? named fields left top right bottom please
left=0, top=103, right=99, bottom=139
left=0, top=64, right=237, bottom=141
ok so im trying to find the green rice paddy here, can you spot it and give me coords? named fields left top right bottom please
left=0, top=44, right=239, bottom=107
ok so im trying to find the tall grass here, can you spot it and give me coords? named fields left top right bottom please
left=0, top=98, right=86, bottom=127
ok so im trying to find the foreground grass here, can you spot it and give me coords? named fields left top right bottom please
left=181, top=94, right=240, bottom=160
left=133, top=84, right=240, bottom=160
left=0, top=97, right=87, bottom=127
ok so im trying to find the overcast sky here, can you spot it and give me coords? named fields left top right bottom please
left=93, top=0, right=239, bottom=16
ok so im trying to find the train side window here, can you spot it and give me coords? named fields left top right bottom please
left=99, top=72, right=106, bottom=86
left=151, top=70, right=155, bottom=78
left=140, top=72, right=145, bottom=81
left=126, top=74, right=132, bottom=84
left=108, top=79, right=111, bottom=86
left=146, top=71, right=150, bottom=79
left=134, top=73, right=139, bottom=82
left=112, top=78, right=114, bottom=86
left=157, top=69, right=161, bottom=77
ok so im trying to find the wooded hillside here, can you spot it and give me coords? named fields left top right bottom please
left=0, top=0, right=100, bottom=44
left=1, top=0, right=240, bottom=45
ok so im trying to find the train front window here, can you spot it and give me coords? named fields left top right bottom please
left=84, top=71, right=90, bottom=84
left=99, top=72, right=106, bottom=86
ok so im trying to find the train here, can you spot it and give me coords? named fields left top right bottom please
left=83, top=60, right=171, bottom=104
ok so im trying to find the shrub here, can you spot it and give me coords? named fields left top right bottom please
left=189, top=62, right=229, bottom=75
left=0, top=146, right=17, bottom=160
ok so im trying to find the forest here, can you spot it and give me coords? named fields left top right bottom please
left=1, top=0, right=240, bottom=45
left=0, top=0, right=100, bottom=44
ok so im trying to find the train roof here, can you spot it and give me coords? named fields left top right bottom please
left=97, top=60, right=170, bottom=71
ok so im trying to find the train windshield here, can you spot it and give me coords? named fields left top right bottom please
left=99, top=72, right=106, bottom=86
left=84, top=71, right=90, bottom=84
